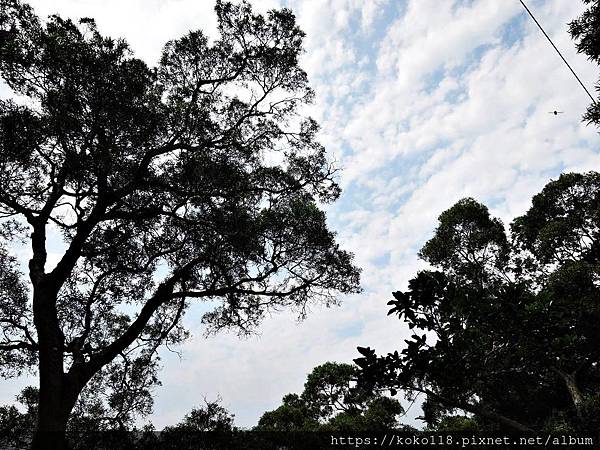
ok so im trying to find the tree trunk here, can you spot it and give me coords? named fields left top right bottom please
left=30, top=405, right=70, bottom=450
left=31, top=285, right=80, bottom=450
left=30, top=368, right=81, bottom=450
left=552, top=367, right=584, bottom=418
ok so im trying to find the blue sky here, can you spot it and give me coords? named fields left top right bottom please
left=1, top=0, right=599, bottom=429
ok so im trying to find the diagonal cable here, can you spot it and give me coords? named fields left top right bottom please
left=519, top=0, right=596, bottom=104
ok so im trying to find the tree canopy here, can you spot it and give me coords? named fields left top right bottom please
left=256, top=362, right=407, bottom=432
left=0, top=1, right=360, bottom=448
left=0, top=388, right=238, bottom=449
left=355, top=172, right=600, bottom=435
left=166, top=398, right=235, bottom=433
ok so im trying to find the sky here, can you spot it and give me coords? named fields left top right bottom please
left=1, top=0, right=599, bottom=429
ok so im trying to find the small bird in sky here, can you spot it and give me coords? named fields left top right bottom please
left=548, top=110, right=564, bottom=115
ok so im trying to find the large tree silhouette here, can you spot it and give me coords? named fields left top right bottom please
left=0, top=1, right=361, bottom=448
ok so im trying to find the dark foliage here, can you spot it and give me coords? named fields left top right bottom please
left=356, top=172, right=600, bottom=435
left=256, top=362, right=407, bottom=432
left=165, top=398, right=235, bottom=433
left=0, top=1, right=360, bottom=448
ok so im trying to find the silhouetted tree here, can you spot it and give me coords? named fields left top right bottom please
left=355, top=173, right=600, bottom=435
left=256, top=393, right=320, bottom=431
left=140, top=398, right=237, bottom=450
left=0, top=1, right=360, bottom=448
left=256, top=362, right=405, bottom=431
left=166, top=397, right=235, bottom=433
left=0, top=387, right=37, bottom=449
left=0, top=385, right=141, bottom=449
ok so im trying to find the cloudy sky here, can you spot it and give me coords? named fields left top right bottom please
left=2, top=0, right=599, bottom=429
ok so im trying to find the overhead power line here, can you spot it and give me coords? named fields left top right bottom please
left=518, top=0, right=596, bottom=104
